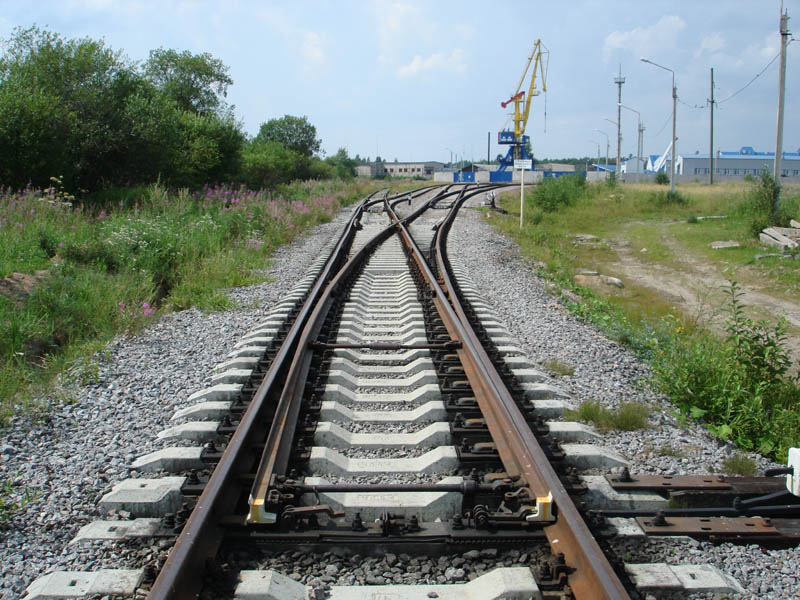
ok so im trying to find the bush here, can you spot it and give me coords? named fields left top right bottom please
left=652, top=281, right=800, bottom=460
left=654, top=171, right=669, bottom=185
left=532, top=174, right=586, bottom=213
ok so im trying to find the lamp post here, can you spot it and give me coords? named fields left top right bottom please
left=641, top=57, right=677, bottom=192
left=594, top=129, right=610, bottom=173
left=604, top=118, right=619, bottom=175
left=445, top=147, right=454, bottom=167
left=588, top=140, right=601, bottom=171
left=619, top=103, right=643, bottom=182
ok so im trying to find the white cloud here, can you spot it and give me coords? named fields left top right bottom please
left=396, top=48, right=466, bottom=78
left=301, top=31, right=325, bottom=63
left=603, top=15, right=686, bottom=61
left=694, top=32, right=725, bottom=58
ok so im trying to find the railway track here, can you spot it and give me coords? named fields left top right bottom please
left=22, top=184, right=800, bottom=600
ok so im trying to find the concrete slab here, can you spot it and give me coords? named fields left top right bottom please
left=23, top=570, right=142, bottom=600
left=214, top=356, right=260, bottom=372
left=319, top=400, right=447, bottom=423
left=235, top=570, right=307, bottom=600
left=329, top=357, right=435, bottom=377
left=315, top=421, right=451, bottom=448
left=546, top=421, right=599, bottom=442
left=324, top=369, right=440, bottom=390
left=171, top=400, right=232, bottom=421
left=322, top=383, right=442, bottom=405
left=327, top=567, right=541, bottom=600
left=520, top=383, right=570, bottom=400
left=309, top=446, right=459, bottom=476
left=234, top=336, right=273, bottom=348
left=605, top=517, right=646, bottom=539
left=562, top=444, right=628, bottom=469
left=509, top=368, right=548, bottom=383
left=186, top=383, right=242, bottom=403
left=335, top=331, right=428, bottom=345
left=131, top=446, right=204, bottom=472
left=580, top=475, right=668, bottom=511
left=211, top=369, right=253, bottom=385
left=99, top=477, right=185, bottom=517
left=71, top=518, right=162, bottom=543
left=626, top=563, right=744, bottom=594
left=302, top=476, right=462, bottom=521
left=331, top=348, right=431, bottom=364
left=532, top=399, right=572, bottom=419
left=158, top=420, right=221, bottom=442
left=228, top=345, right=270, bottom=358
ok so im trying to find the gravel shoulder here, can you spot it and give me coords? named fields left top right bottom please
left=449, top=199, right=799, bottom=599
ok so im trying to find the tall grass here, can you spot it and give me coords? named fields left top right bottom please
left=0, top=178, right=381, bottom=420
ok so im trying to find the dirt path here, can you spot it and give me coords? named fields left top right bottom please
left=604, top=222, right=800, bottom=368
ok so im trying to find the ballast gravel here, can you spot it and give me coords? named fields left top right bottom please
left=2, top=194, right=798, bottom=599
left=0, top=209, right=351, bottom=600
left=447, top=198, right=799, bottom=599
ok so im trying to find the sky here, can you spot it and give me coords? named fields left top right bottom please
left=0, top=0, right=798, bottom=164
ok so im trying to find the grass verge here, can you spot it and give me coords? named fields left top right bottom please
left=0, top=178, right=414, bottom=422
left=493, top=176, right=800, bottom=462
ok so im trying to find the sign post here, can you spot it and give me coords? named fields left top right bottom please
left=514, top=159, right=532, bottom=228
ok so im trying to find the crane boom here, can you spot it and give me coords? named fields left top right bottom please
left=497, top=40, right=549, bottom=171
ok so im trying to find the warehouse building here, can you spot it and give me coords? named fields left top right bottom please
left=681, top=147, right=800, bottom=178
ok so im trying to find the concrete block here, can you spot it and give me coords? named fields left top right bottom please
left=520, top=383, right=570, bottom=400
left=309, top=446, right=459, bottom=476
left=509, top=368, right=548, bottom=383
left=186, top=383, right=242, bottom=403
left=625, top=563, right=744, bottom=594
left=235, top=570, right=307, bottom=600
left=211, top=369, right=253, bottom=385
left=131, top=446, right=204, bottom=472
left=71, top=518, right=162, bottom=543
left=324, top=369, right=440, bottom=390
left=546, top=421, right=599, bottom=442
left=314, top=421, right=451, bottom=448
left=335, top=330, right=428, bottom=345
left=302, top=476, right=462, bottom=521
left=99, top=477, right=185, bottom=517
left=157, top=421, right=221, bottom=442
left=171, top=400, right=232, bottom=421
left=329, top=357, right=435, bottom=377
left=327, top=567, right=540, bottom=599
left=234, top=337, right=272, bottom=349
left=242, top=327, right=279, bottom=339
left=332, top=348, right=431, bottom=364
left=562, top=444, right=628, bottom=469
left=23, top=570, right=142, bottom=599
left=228, top=345, right=270, bottom=358
left=532, top=399, right=572, bottom=419
left=605, top=517, right=646, bottom=539
left=322, top=383, right=442, bottom=405
left=214, top=356, right=260, bottom=372
left=319, top=400, right=447, bottom=423
left=580, top=475, right=667, bottom=511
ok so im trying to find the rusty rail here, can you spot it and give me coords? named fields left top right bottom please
left=408, top=189, right=630, bottom=599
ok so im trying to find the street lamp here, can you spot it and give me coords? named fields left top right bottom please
left=618, top=103, right=644, bottom=182
left=594, top=129, right=610, bottom=172
left=588, top=140, right=601, bottom=171
left=641, top=57, right=677, bottom=192
left=444, top=147, right=454, bottom=166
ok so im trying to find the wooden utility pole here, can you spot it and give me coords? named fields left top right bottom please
left=709, top=68, right=714, bottom=185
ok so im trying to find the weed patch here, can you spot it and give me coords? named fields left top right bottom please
left=542, top=359, right=575, bottom=376
left=566, top=400, right=650, bottom=431
left=722, top=454, right=757, bottom=476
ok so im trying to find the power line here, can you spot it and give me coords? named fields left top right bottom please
left=654, top=110, right=673, bottom=137
left=717, top=51, right=780, bottom=104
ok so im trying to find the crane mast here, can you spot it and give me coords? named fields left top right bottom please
left=497, top=40, right=548, bottom=171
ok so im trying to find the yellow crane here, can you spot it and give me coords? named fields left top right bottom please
left=498, top=40, right=549, bottom=170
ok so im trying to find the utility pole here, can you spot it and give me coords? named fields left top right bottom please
left=487, top=131, right=490, bottom=164
left=774, top=5, right=790, bottom=219
left=709, top=68, right=714, bottom=185
left=614, top=67, right=625, bottom=174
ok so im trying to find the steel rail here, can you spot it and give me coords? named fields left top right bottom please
left=148, top=191, right=387, bottom=600
left=247, top=187, right=449, bottom=523
left=424, top=191, right=630, bottom=599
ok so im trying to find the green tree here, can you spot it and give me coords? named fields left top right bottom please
left=144, top=48, right=232, bottom=115
left=325, top=147, right=356, bottom=179
left=255, top=115, right=321, bottom=157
